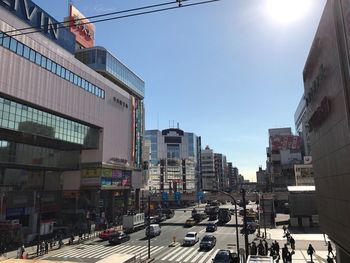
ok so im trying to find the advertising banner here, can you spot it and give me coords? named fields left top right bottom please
left=270, top=135, right=301, bottom=151
left=68, top=4, right=95, bottom=48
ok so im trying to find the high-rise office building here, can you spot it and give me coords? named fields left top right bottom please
left=144, top=128, right=201, bottom=193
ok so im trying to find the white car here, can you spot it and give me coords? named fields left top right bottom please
left=183, top=232, right=199, bottom=246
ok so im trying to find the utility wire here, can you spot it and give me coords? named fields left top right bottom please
left=1, top=0, right=220, bottom=39
left=2, top=0, right=188, bottom=35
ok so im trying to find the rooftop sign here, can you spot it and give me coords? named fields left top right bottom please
left=0, top=0, right=76, bottom=53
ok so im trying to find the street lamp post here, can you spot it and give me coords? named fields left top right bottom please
left=147, top=194, right=151, bottom=259
left=203, top=189, right=240, bottom=261
left=240, top=189, right=249, bottom=260
left=36, top=192, right=42, bottom=256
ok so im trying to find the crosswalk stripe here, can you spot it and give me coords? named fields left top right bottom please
left=87, top=246, right=119, bottom=258
left=175, top=247, right=196, bottom=261
left=184, top=248, right=199, bottom=262
left=123, top=246, right=144, bottom=255
left=204, top=249, right=220, bottom=263
left=169, top=247, right=190, bottom=261
left=191, top=251, right=204, bottom=262
left=56, top=246, right=97, bottom=257
left=100, top=245, right=130, bottom=258
left=120, top=246, right=144, bottom=254
left=82, top=246, right=112, bottom=258
left=161, top=246, right=183, bottom=260
left=140, top=246, right=165, bottom=260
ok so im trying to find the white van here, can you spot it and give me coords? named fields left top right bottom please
left=146, top=224, right=161, bottom=237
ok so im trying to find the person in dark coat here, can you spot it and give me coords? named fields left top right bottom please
left=307, top=244, right=315, bottom=263
left=290, top=236, right=295, bottom=251
left=328, top=241, right=335, bottom=257
left=258, top=240, right=265, bottom=256
left=263, top=239, right=268, bottom=255
left=275, top=240, right=280, bottom=256
left=286, top=251, right=293, bottom=263
left=282, top=244, right=289, bottom=263
left=250, top=242, right=257, bottom=255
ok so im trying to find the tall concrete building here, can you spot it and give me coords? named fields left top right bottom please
left=266, top=128, right=302, bottom=191
left=256, top=166, right=268, bottom=192
left=201, top=146, right=216, bottom=190
left=294, top=96, right=311, bottom=156
left=227, top=162, right=236, bottom=191
left=144, top=128, right=201, bottom=193
left=214, top=153, right=228, bottom=191
left=303, top=0, right=350, bottom=260
left=0, top=0, right=144, bottom=243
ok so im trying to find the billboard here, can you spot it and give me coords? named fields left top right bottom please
left=270, top=135, right=301, bottom=151
left=67, top=4, right=95, bottom=48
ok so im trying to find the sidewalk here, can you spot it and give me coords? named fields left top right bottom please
left=259, top=227, right=335, bottom=262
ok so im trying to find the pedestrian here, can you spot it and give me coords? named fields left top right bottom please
left=328, top=241, right=335, bottom=257
left=290, top=236, right=295, bottom=251
left=282, top=244, right=288, bottom=263
left=283, top=225, right=287, bottom=234
left=258, top=240, right=264, bottom=256
left=45, top=241, right=49, bottom=254
left=21, top=244, right=25, bottom=258
left=327, top=256, right=334, bottom=263
left=275, top=240, right=280, bottom=257
left=307, top=244, right=315, bottom=263
left=286, top=251, right=293, bottom=263
left=250, top=242, right=257, bottom=255
left=264, top=239, right=269, bottom=256
left=40, top=241, right=45, bottom=256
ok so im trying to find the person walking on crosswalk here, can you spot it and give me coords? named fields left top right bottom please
left=328, top=241, right=335, bottom=258
left=282, top=244, right=288, bottom=263
left=307, top=244, right=315, bottom=263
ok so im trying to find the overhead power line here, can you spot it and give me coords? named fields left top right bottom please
left=1, top=0, right=221, bottom=39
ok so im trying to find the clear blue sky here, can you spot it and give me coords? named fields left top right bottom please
left=34, top=0, right=326, bottom=181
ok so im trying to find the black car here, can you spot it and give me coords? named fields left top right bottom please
left=199, top=235, right=216, bottom=250
left=206, top=222, right=217, bottom=232
left=108, top=232, right=130, bottom=245
left=212, top=250, right=239, bottom=263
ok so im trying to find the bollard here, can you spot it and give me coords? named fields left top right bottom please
left=173, top=236, right=176, bottom=243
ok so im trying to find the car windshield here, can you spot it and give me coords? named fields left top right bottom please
left=215, top=252, right=230, bottom=261
left=208, top=223, right=215, bottom=226
left=202, top=236, right=213, bottom=241
left=186, top=233, right=195, bottom=238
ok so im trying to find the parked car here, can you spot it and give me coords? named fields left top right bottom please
left=199, top=235, right=216, bottom=250
left=185, top=218, right=196, bottom=227
left=108, top=231, right=130, bottom=245
left=146, top=224, right=161, bottom=237
left=206, top=222, right=218, bottom=232
left=212, top=250, right=239, bottom=263
left=183, top=232, right=199, bottom=246
left=99, top=228, right=119, bottom=240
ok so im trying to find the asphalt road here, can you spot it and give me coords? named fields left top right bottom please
left=41, top=203, right=255, bottom=263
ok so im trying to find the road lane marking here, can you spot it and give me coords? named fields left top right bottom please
left=161, top=246, right=183, bottom=260
left=204, top=249, right=219, bottom=263
left=191, top=251, right=204, bottom=262
left=175, top=247, right=196, bottom=261
left=183, top=248, right=199, bottom=262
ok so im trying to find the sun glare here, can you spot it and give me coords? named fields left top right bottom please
left=266, top=0, right=312, bottom=25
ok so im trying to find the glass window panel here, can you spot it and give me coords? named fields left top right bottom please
left=60, top=67, right=65, bottom=78
left=65, top=69, right=70, bottom=80
left=23, top=45, right=30, bottom=59
left=2, top=34, right=10, bottom=49
left=69, top=72, right=74, bottom=82
left=35, top=53, right=41, bottom=65
left=46, top=59, right=52, bottom=71
left=102, top=90, right=105, bottom=99
left=51, top=62, right=56, bottom=74
left=81, top=79, right=86, bottom=89
left=16, top=42, right=23, bottom=56
left=29, top=49, right=35, bottom=62
left=55, top=64, right=61, bottom=76
left=0, top=32, right=3, bottom=45
left=41, top=56, right=47, bottom=68
left=85, top=81, right=89, bottom=91
left=73, top=74, right=78, bottom=85
left=77, top=77, right=82, bottom=87
left=88, top=83, right=92, bottom=92
left=9, top=38, right=17, bottom=52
